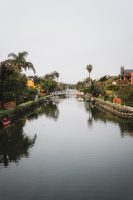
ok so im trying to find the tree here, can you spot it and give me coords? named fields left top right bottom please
left=54, top=71, right=59, bottom=82
left=117, top=85, right=133, bottom=106
left=32, top=76, right=42, bottom=85
left=44, top=71, right=59, bottom=81
left=8, top=51, right=35, bottom=74
left=0, top=61, right=28, bottom=105
left=41, top=79, right=57, bottom=93
left=86, top=65, right=93, bottom=86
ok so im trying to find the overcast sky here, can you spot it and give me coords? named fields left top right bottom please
left=0, top=0, right=133, bottom=83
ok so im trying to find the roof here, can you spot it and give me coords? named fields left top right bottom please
left=124, top=69, right=133, bottom=73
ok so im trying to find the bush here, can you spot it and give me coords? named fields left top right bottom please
left=117, top=86, right=133, bottom=106
left=24, top=88, right=38, bottom=101
left=41, top=79, right=57, bottom=93
left=105, top=84, right=120, bottom=91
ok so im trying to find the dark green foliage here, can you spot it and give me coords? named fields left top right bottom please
left=76, top=79, right=105, bottom=96
left=98, top=75, right=110, bottom=82
left=117, top=86, right=133, bottom=106
left=105, top=84, right=120, bottom=91
left=0, top=52, right=36, bottom=106
left=44, top=71, right=59, bottom=81
left=8, top=51, right=35, bottom=73
left=41, top=79, right=57, bottom=93
left=76, top=81, right=85, bottom=92
left=89, top=83, right=105, bottom=97
left=102, top=94, right=113, bottom=102
left=0, top=61, right=27, bottom=104
left=24, top=87, right=38, bottom=102
left=32, top=76, right=43, bottom=85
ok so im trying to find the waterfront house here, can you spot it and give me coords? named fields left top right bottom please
left=121, top=66, right=133, bottom=85
left=27, top=79, right=35, bottom=88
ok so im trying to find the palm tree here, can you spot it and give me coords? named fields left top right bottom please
left=86, top=64, right=93, bottom=86
left=8, top=51, right=35, bottom=74
left=44, top=71, right=60, bottom=82
left=54, top=71, right=59, bottom=82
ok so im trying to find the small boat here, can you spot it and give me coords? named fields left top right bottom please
left=75, top=92, right=84, bottom=98
left=1, top=118, right=11, bottom=126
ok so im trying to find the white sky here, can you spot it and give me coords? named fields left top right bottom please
left=0, top=0, right=133, bottom=83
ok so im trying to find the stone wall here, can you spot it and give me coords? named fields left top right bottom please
left=96, top=99, right=133, bottom=118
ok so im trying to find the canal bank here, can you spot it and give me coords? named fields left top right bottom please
left=0, top=95, right=53, bottom=122
left=83, top=95, right=133, bottom=118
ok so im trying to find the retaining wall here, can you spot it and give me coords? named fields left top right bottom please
left=0, top=95, right=52, bottom=121
left=83, top=95, right=133, bottom=118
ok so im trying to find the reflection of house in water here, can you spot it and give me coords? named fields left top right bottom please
left=84, top=102, right=133, bottom=137
left=0, top=119, right=36, bottom=167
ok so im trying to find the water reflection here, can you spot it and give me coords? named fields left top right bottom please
left=0, top=119, right=36, bottom=167
left=0, top=100, right=60, bottom=167
left=1, top=96, right=132, bottom=168
left=84, top=102, right=133, bottom=137
left=27, top=101, right=59, bottom=121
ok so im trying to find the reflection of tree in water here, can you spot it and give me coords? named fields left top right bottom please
left=0, top=119, right=36, bottom=167
left=118, top=122, right=133, bottom=137
left=84, top=102, right=133, bottom=137
left=27, top=102, right=59, bottom=121
left=84, top=102, right=93, bottom=128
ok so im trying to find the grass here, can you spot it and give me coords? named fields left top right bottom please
left=0, top=95, right=52, bottom=121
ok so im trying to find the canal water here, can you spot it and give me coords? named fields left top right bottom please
left=0, top=90, right=133, bottom=200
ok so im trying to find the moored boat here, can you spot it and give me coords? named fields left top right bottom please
left=1, top=118, right=11, bottom=126
left=75, top=92, right=84, bottom=98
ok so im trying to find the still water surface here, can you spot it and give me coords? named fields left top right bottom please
left=0, top=91, right=133, bottom=200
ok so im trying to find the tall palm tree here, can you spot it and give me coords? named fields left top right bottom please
left=8, top=51, right=35, bottom=74
left=86, top=64, right=93, bottom=86
left=54, top=71, right=59, bottom=82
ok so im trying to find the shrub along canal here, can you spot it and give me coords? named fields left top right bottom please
left=0, top=90, right=133, bottom=200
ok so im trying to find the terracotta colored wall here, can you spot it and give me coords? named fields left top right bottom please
left=4, top=101, right=16, bottom=109
left=124, top=74, right=126, bottom=80
left=131, top=72, right=133, bottom=85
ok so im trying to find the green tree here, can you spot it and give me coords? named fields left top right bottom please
left=0, top=61, right=27, bottom=105
left=54, top=71, right=59, bottom=82
left=86, top=65, right=93, bottom=86
left=117, top=86, right=133, bottom=106
left=8, top=51, right=35, bottom=74
left=41, top=79, right=57, bottom=94
left=44, top=71, right=59, bottom=81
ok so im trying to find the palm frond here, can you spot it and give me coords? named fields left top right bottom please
left=21, top=51, right=28, bottom=58
left=26, top=62, right=36, bottom=74
left=86, top=65, right=93, bottom=73
left=8, top=53, right=17, bottom=59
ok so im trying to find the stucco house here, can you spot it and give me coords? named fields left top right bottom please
left=121, top=66, right=133, bottom=85
left=27, top=79, right=35, bottom=88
